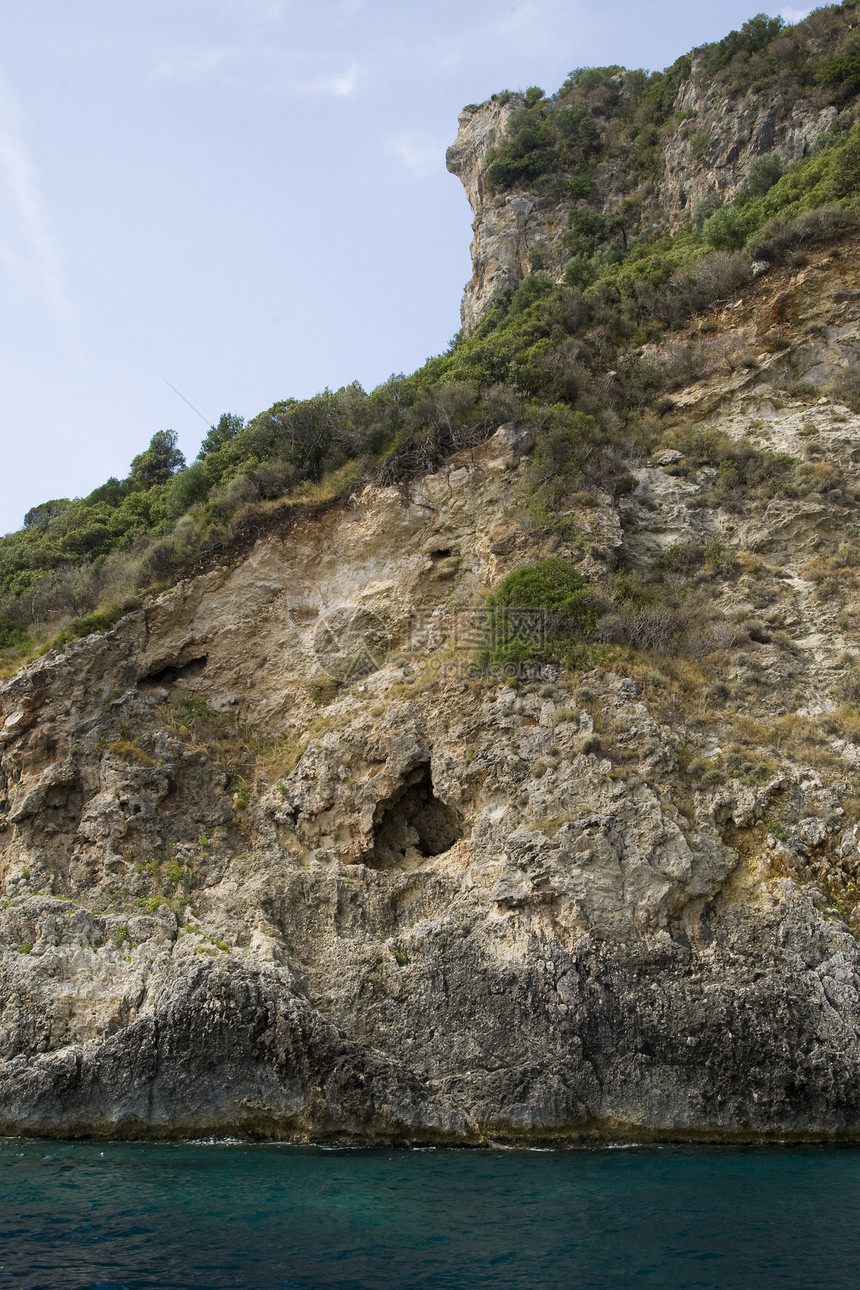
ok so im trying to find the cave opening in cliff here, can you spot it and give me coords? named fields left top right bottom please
left=141, top=655, right=208, bottom=686
left=365, top=762, right=461, bottom=870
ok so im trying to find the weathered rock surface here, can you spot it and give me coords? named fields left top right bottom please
left=447, top=96, right=570, bottom=334
left=6, top=235, right=860, bottom=1143
left=6, top=168, right=860, bottom=1143
left=664, top=65, right=841, bottom=222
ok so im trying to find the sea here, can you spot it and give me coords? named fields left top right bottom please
left=1, top=1138, right=858, bottom=1289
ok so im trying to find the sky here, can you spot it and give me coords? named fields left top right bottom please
left=0, top=0, right=814, bottom=532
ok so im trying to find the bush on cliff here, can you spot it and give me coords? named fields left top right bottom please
left=483, top=557, right=603, bottom=664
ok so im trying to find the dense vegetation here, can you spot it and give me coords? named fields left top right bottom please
left=3, top=3, right=860, bottom=675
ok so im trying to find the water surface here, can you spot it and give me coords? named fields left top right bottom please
left=1, top=1138, right=858, bottom=1289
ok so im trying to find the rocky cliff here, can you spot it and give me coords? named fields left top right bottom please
left=447, top=88, right=841, bottom=333
left=447, top=8, right=860, bottom=332
left=4, top=224, right=860, bottom=1141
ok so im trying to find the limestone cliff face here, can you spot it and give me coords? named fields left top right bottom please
left=664, top=64, right=841, bottom=222
left=447, top=77, right=852, bottom=332
left=4, top=241, right=860, bottom=1141
left=447, top=97, right=569, bottom=335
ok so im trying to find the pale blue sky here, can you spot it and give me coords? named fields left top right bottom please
left=0, top=0, right=811, bottom=531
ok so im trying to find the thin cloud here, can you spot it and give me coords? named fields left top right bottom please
left=311, top=62, right=360, bottom=97
left=152, top=43, right=360, bottom=97
left=209, top=0, right=291, bottom=24
left=781, top=6, right=814, bottom=21
left=488, top=0, right=592, bottom=61
left=389, top=132, right=446, bottom=177
left=150, top=1, right=588, bottom=102
left=497, top=3, right=543, bottom=38
left=0, top=78, right=73, bottom=331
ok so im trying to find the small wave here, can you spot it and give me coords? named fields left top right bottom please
left=181, top=1136, right=248, bottom=1146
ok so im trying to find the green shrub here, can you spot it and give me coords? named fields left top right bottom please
left=167, top=462, right=210, bottom=519
left=0, top=613, right=29, bottom=650
left=692, top=193, right=724, bottom=233
left=172, top=694, right=218, bottom=725
left=689, top=130, right=712, bottom=161
left=816, top=53, right=860, bottom=97
left=484, top=557, right=602, bottom=663
left=198, top=413, right=244, bottom=457
left=748, top=204, right=859, bottom=262
left=130, top=430, right=185, bottom=489
left=488, top=557, right=591, bottom=614
left=522, top=405, right=635, bottom=519
left=701, top=14, right=786, bottom=76
left=139, top=896, right=168, bottom=913
left=508, top=273, right=555, bottom=316
left=564, top=209, right=609, bottom=257
left=829, top=133, right=860, bottom=197
left=70, top=605, right=125, bottom=638
left=563, top=255, right=597, bottom=289
left=747, top=153, right=783, bottom=198
left=702, top=205, right=750, bottom=250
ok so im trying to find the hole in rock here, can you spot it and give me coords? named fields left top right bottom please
left=364, top=763, right=461, bottom=870
left=430, top=548, right=454, bottom=561
left=141, top=655, right=208, bottom=686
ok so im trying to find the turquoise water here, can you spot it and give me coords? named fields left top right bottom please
left=1, top=1139, right=859, bottom=1289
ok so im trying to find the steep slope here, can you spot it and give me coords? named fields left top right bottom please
left=4, top=233, right=860, bottom=1140
left=7, top=5, right=860, bottom=1142
left=448, top=4, right=860, bottom=331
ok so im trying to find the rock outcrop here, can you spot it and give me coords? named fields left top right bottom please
left=5, top=233, right=860, bottom=1141
left=447, top=97, right=567, bottom=335
left=447, top=65, right=858, bottom=332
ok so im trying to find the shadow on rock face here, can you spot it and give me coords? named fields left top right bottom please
left=364, top=762, right=461, bottom=870
left=140, top=655, right=208, bottom=687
